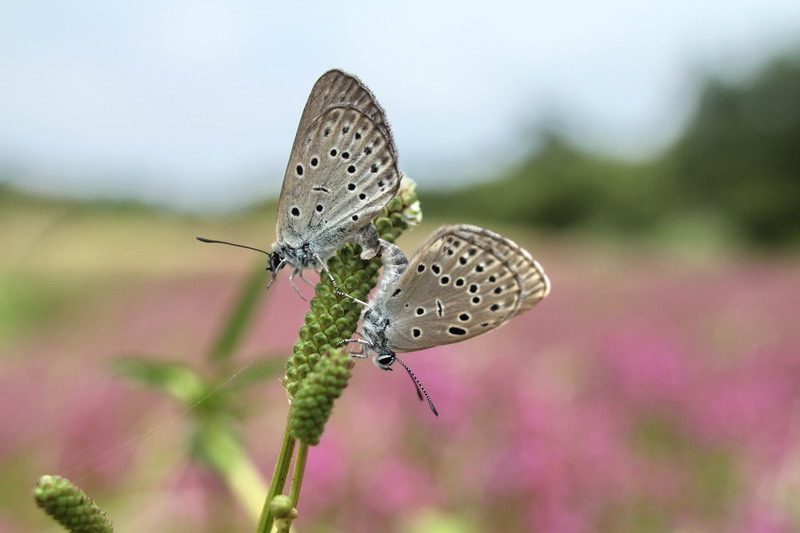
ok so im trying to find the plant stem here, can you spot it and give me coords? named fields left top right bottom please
left=288, top=442, right=309, bottom=509
left=221, top=452, right=268, bottom=522
left=256, top=417, right=296, bottom=533
left=276, top=442, right=309, bottom=533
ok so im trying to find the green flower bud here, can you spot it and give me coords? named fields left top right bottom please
left=318, top=313, right=334, bottom=328
left=289, top=350, right=354, bottom=445
left=34, top=476, right=115, bottom=533
left=269, top=495, right=298, bottom=520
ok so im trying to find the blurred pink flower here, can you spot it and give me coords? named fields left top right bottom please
left=6, top=244, right=800, bottom=532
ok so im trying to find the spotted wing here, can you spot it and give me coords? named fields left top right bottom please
left=378, top=224, right=550, bottom=352
left=276, top=71, right=400, bottom=250
left=291, top=69, right=394, bottom=151
left=276, top=105, right=400, bottom=249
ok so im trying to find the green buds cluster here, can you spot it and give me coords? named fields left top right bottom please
left=289, top=349, right=354, bottom=445
left=34, top=475, right=115, bottom=533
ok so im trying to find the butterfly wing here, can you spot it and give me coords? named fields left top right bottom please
left=276, top=71, right=400, bottom=252
left=291, top=69, right=394, bottom=150
left=377, top=224, right=550, bottom=352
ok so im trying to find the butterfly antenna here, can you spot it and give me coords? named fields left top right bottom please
left=196, top=237, right=270, bottom=255
left=394, top=357, right=439, bottom=416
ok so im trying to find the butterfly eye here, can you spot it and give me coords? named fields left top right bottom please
left=375, top=353, right=395, bottom=369
left=268, top=252, right=284, bottom=273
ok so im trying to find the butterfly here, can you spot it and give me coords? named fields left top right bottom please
left=199, top=69, right=401, bottom=297
left=342, top=225, right=551, bottom=415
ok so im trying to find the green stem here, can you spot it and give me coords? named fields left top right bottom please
left=256, top=417, right=296, bottom=533
left=220, top=451, right=267, bottom=522
left=209, top=261, right=268, bottom=363
left=288, top=442, right=309, bottom=509
left=276, top=442, right=309, bottom=533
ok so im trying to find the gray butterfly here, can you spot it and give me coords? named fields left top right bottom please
left=343, top=224, right=551, bottom=414
left=199, top=69, right=401, bottom=295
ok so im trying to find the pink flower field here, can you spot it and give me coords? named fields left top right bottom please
left=3, top=230, right=800, bottom=533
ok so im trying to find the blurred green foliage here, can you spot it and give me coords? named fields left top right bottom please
left=669, top=55, right=800, bottom=245
left=0, top=274, right=70, bottom=349
left=425, top=51, right=800, bottom=248
left=2, top=50, right=798, bottom=253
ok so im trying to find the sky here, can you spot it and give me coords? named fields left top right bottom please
left=1, top=1, right=799, bottom=211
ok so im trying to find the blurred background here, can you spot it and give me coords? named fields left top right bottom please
left=2, top=1, right=800, bottom=532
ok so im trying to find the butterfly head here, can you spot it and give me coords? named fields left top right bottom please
left=260, top=242, right=292, bottom=288
left=266, top=251, right=286, bottom=276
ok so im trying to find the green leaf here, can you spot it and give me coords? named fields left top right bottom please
left=226, top=355, right=286, bottom=390
left=112, top=356, right=206, bottom=404
left=190, top=415, right=247, bottom=472
left=209, top=261, right=269, bottom=363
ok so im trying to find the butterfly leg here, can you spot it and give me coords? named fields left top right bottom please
left=298, top=269, right=316, bottom=288
left=313, top=253, right=340, bottom=288
left=336, top=292, right=371, bottom=309
left=288, top=269, right=308, bottom=301
left=313, top=253, right=373, bottom=308
left=338, top=338, right=371, bottom=358
left=331, top=245, right=407, bottom=309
